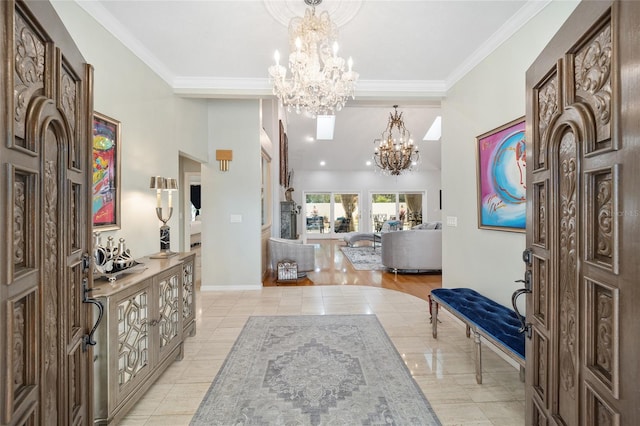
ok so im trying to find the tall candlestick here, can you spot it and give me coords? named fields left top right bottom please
left=168, top=190, right=172, bottom=208
left=156, top=189, right=162, bottom=208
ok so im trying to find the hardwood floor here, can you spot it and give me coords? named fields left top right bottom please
left=262, top=239, right=442, bottom=302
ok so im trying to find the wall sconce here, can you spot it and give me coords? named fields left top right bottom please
left=149, top=175, right=178, bottom=258
left=216, top=149, right=233, bottom=171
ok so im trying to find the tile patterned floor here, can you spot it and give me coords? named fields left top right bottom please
left=120, top=285, right=525, bottom=425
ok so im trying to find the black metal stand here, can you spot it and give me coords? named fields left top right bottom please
left=150, top=208, right=178, bottom=259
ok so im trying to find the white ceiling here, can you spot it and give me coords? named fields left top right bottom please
left=76, top=0, right=548, bottom=172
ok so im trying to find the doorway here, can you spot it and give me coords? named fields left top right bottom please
left=523, top=1, right=640, bottom=423
left=303, top=192, right=361, bottom=238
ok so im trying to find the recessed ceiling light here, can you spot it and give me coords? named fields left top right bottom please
left=423, top=116, right=442, bottom=141
left=320, top=161, right=326, bottom=166
left=306, top=135, right=315, bottom=142
left=366, top=160, right=372, bottom=166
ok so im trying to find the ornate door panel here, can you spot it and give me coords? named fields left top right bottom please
left=525, top=1, right=640, bottom=424
left=0, top=1, right=94, bottom=424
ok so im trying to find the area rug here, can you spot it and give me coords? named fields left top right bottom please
left=191, top=315, right=441, bottom=426
left=340, top=246, right=387, bottom=271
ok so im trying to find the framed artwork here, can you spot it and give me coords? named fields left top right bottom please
left=279, top=120, right=288, bottom=187
left=476, top=116, right=526, bottom=232
left=92, top=112, right=121, bottom=230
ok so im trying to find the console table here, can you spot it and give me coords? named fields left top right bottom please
left=91, top=252, right=196, bottom=424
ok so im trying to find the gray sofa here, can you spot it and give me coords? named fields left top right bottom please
left=381, top=223, right=442, bottom=272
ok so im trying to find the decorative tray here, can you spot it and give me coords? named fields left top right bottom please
left=94, top=261, right=147, bottom=283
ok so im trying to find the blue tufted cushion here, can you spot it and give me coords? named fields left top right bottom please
left=431, top=288, right=525, bottom=360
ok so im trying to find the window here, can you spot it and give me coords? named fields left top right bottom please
left=304, top=192, right=360, bottom=236
left=370, top=192, right=423, bottom=231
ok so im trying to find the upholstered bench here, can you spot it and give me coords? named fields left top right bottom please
left=343, top=232, right=381, bottom=247
left=430, top=288, right=525, bottom=384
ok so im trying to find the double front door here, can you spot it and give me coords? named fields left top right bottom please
left=0, top=1, right=95, bottom=424
left=524, top=1, right=640, bottom=424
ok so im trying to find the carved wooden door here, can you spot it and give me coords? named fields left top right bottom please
left=0, top=1, right=94, bottom=424
left=524, top=1, right=640, bottom=424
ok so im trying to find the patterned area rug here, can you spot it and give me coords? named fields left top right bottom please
left=191, top=315, right=441, bottom=426
left=340, top=246, right=387, bottom=271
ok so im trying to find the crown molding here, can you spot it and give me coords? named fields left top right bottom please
left=172, top=77, right=447, bottom=100
left=172, top=77, right=273, bottom=98
left=445, top=0, right=551, bottom=90
left=75, top=0, right=176, bottom=85
left=75, top=0, right=551, bottom=99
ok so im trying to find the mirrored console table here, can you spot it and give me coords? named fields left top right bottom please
left=91, top=252, right=196, bottom=425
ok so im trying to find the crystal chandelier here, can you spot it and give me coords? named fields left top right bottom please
left=373, top=106, right=420, bottom=176
left=268, top=0, right=359, bottom=117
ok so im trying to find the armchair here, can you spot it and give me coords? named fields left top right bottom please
left=268, top=237, right=316, bottom=278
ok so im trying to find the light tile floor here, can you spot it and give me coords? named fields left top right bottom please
left=120, top=286, right=525, bottom=425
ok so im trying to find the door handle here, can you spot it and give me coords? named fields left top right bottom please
left=512, top=277, right=532, bottom=338
left=82, top=278, right=104, bottom=351
left=516, top=270, right=532, bottom=291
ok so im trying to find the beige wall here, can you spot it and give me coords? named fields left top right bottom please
left=52, top=1, right=209, bottom=258
left=441, top=0, right=580, bottom=307
left=53, top=1, right=276, bottom=289
left=201, top=100, right=263, bottom=289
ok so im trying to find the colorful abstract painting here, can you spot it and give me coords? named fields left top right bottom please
left=477, top=117, right=526, bottom=232
left=92, top=112, right=121, bottom=230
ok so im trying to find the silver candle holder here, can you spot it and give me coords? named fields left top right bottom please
left=149, top=176, right=179, bottom=259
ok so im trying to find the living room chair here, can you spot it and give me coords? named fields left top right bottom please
left=268, top=237, right=316, bottom=278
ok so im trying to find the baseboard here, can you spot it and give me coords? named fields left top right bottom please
left=200, top=284, right=263, bottom=291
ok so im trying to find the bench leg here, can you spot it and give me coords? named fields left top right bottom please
left=474, top=331, right=483, bottom=384
left=431, top=298, right=439, bottom=338
left=466, top=325, right=471, bottom=338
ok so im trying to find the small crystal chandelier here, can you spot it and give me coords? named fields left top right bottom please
left=268, top=0, right=359, bottom=117
left=373, top=106, right=420, bottom=176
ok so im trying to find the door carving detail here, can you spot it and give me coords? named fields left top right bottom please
left=586, top=278, right=619, bottom=397
left=13, top=177, right=26, bottom=266
left=595, top=289, right=613, bottom=376
left=557, top=132, right=578, bottom=412
left=14, top=11, right=45, bottom=147
left=533, top=257, right=547, bottom=325
left=534, top=181, right=547, bottom=247
left=43, top=158, right=59, bottom=423
left=595, top=173, right=613, bottom=258
left=526, top=2, right=639, bottom=423
left=587, top=168, right=618, bottom=272
left=536, top=73, right=558, bottom=169
left=12, top=302, right=26, bottom=389
left=573, top=23, right=611, bottom=146
left=533, top=331, right=547, bottom=401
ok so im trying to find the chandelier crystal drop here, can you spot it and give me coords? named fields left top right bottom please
left=268, top=0, right=359, bottom=117
left=373, top=106, right=420, bottom=176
